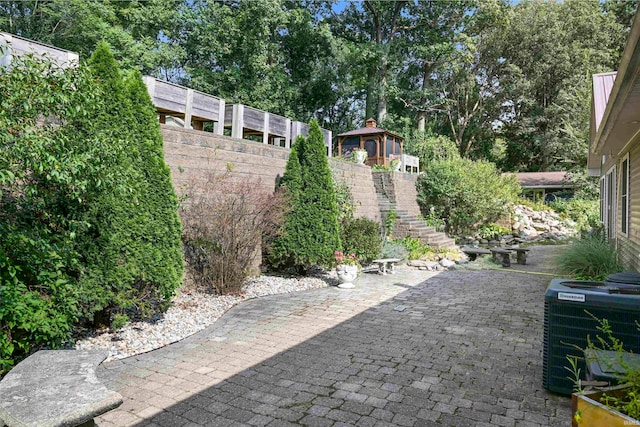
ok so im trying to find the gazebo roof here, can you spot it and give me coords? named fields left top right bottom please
left=337, top=118, right=403, bottom=140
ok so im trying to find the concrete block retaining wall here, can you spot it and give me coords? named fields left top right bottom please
left=392, top=172, right=422, bottom=217
left=161, top=125, right=421, bottom=226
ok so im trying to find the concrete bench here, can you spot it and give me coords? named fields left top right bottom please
left=506, top=247, right=530, bottom=265
left=461, top=247, right=491, bottom=261
left=371, top=258, right=401, bottom=275
left=0, top=350, right=122, bottom=427
left=490, top=248, right=513, bottom=268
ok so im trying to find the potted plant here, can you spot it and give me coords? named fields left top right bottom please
left=389, top=154, right=401, bottom=171
left=569, top=318, right=640, bottom=426
left=334, top=250, right=360, bottom=289
left=354, top=148, right=368, bottom=165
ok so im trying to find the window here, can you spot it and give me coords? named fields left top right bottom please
left=365, top=139, right=377, bottom=157
left=621, top=154, right=630, bottom=236
left=603, top=166, right=617, bottom=239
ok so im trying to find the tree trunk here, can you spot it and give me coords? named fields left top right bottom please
left=365, top=65, right=377, bottom=120
left=417, top=113, right=427, bottom=132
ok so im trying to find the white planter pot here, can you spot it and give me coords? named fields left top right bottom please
left=336, top=264, right=359, bottom=289
left=354, top=151, right=367, bottom=164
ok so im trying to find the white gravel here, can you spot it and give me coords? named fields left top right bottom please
left=73, top=275, right=330, bottom=361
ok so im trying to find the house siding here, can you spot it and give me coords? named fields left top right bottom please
left=616, top=142, right=640, bottom=271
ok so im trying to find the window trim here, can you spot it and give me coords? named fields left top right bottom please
left=621, top=153, right=630, bottom=237
left=603, top=166, right=617, bottom=239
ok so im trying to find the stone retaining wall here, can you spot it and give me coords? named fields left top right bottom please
left=391, top=172, right=421, bottom=217
left=161, top=126, right=395, bottom=223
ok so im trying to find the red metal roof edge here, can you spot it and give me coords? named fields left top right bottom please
left=515, top=171, right=572, bottom=188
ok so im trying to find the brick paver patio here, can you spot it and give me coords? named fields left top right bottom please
left=97, top=246, right=572, bottom=426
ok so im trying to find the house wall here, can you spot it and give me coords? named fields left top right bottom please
left=616, top=141, right=640, bottom=271
left=161, top=126, right=384, bottom=222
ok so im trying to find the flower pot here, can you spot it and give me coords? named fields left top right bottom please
left=354, top=150, right=367, bottom=164
left=572, top=385, right=639, bottom=427
left=336, top=264, right=359, bottom=289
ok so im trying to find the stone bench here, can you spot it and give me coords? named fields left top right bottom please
left=371, top=258, right=401, bottom=275
left=506, top=247, right=530, bottom=265
left=461, top=247, right=491, bottom=261
left=490, top=248, right=513, bottom=268
left=0, top=350, right=122, bottom=427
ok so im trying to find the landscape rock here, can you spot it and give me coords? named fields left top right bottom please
left=440, top=259, right=456, bottom=268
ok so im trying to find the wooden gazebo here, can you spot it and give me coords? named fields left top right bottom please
left=337, top=118, right=404, bottom=167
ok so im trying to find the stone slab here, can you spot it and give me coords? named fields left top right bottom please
left=0, top=350, right=123, bottom=427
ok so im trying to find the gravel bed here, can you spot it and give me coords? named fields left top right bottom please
left=73, top=275, right=330, bottom=361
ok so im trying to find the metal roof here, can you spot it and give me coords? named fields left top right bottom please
left=516, top=171, right=572, bottom=189
left=337, top=126, right=404, bottom=139
left=592, top=72, right=617, bottom=134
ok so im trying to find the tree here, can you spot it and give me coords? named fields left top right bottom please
left=328, top=0, right=411, bottom=123
left=78, top=43, right=183, bottom=326
left=269, top=121, right=341, bottom=271
left=124, top=70, right=184, bottom=302
left=496, top=0, right=623, bottom=171
left=0, top=0, right=184, bottom=75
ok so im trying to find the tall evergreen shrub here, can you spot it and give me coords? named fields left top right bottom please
left=78, top=44, right=183, bottom=326
left=299, top=120, right=341, bottom=264
left=269, top=120, right=341, bottom=269
left=125, top=71, right=184, bottom=301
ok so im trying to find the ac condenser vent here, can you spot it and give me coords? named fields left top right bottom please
left=543, top=278, right=640, bottom=395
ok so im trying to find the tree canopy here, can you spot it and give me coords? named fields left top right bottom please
left=1, top=0, right=633, bottom=172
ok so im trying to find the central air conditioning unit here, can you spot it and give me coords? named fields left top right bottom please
left=543, top=276, right=640, bottom=395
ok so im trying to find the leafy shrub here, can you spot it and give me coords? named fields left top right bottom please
left=183, top=173, right=287, bottom=294
left=586, top=318, right=640, bottom=420
left=517, top=197, right=553, bottom=211
left=384, top=210, right=397, bottom=238
left=416, top=158, right=520, bottom=234
left=269, top=121, right=341, bottom=270
left=402, top=130, right=460, bottom=164
left=557, top=231, right=622, bottom=280
left=401, top=237, right=434, bottom=260
left=380, top=240, right=408, bottom=260
left=477, top=223, right=512, bottom=240
left=333, top=177, right=355, bottom=223
left=421, top=208, right=446, bottom=232
left=548, top=197, right=599, bottom=232
left=0, top=52, right=118, bottom=372
left=340, top=217, right=383, bottom=263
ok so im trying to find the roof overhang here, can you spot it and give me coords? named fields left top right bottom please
left=591, top=11, right=640, bottom=160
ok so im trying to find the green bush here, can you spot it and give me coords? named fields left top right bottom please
left=416, top=158, right=520, bottom=234
left=269, top=120, right=341, bottom=270
left=380, top=240, right=408, bottom=260
left=333, top=177, right=355, bottom=223
left=401, top=237, right=434, bottom=260
left=548, top=197, right=599, bottom=232
left=402, top=130, right=460, bottom=164
left=340, top=217, right=383, bottom=263
left=0, top=53, right=116, bottom=372
left=77, top=44, right=183, bottom=326
left=557, top=231, right=622, bottom=280
left=477, top=223, right=512, bottom=240
left=0, top=46, right=185, bottom=374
